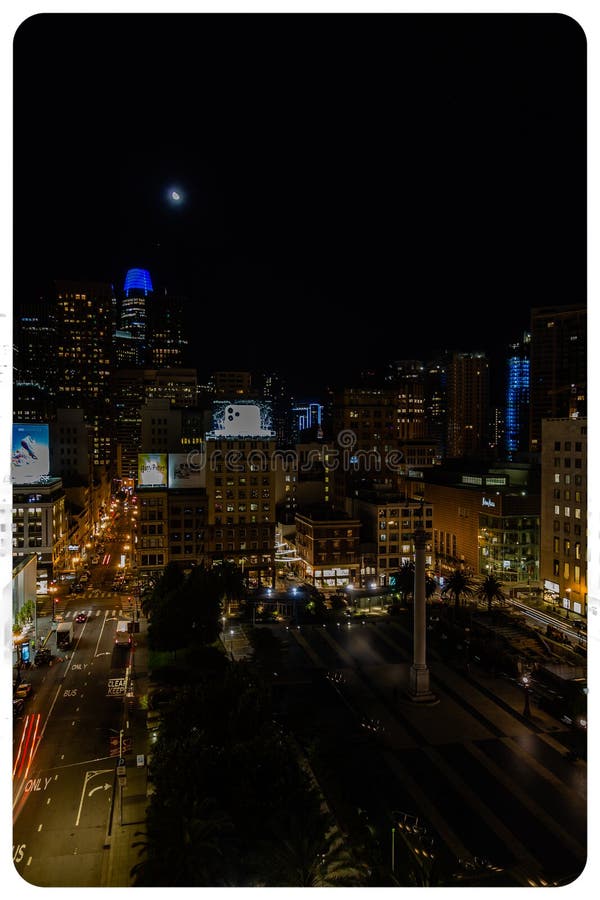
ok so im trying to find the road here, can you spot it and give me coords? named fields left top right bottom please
left=270, top=617, right=587, bottom=885
left=13, top=504, right=139, bottom=886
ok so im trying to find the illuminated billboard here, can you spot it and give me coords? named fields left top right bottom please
left=137, top=453, right=168, bottom=487
left=168, top=453, right=205, bottom=489
left=12, top=423, right=50, bottom=483
left=206, top=400, right=275, bottom=439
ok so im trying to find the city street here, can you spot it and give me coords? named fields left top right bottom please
left=13, top=511, right=141, bottom=886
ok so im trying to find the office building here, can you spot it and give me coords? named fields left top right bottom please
left=446, top=352, right=489, bottom=458
left=295, top=507, right=360, bottom=590
left=529, top=306, right=586, bottom=451
left=12, top=478, right=67, bottom=580
left=167, top=490, right=207, bottom=567
left=54, top=280, right=114, bottom=466
left=211, top=371, right=253, bottom=397
left=111, top=368, right=199, bottom=480
left=540, top=418, right=587, bottom=617
left=147, top=292, right=188, bottom=367
left=418, top=461, right=540, bottom=580
left=120, top=268, right=152, bottom=365
left=505, top=333, right=531, bottom=457
left=351, top=492, right=433, bottom=587
left=204, top=407, right=277, bottom=586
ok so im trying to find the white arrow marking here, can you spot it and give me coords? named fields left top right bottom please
left=88, top=783, right=110, bottom=797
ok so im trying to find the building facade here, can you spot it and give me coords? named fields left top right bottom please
left=419, top=462, right=540, bottom=582
left=505, top=333, right=530, bottom=457
left=540, top=418, right=587, bottom=617
left=12, top=478, right=67, bottom=580
left=352, top=494, right=433, bottom=586
left=295, top=508, right=360, bottom=590
left=446, top=352, right=489, bottom=458
left=529, top=306, right=586, bottom=452
left=54, top=280, right=114, bottom=466
left=204, top=438, right=277, bottom=586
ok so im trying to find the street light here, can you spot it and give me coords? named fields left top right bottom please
left=521, top=673, right=532, bottom=718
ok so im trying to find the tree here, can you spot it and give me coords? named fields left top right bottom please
left=262, top=813, right=369, bottom=887
left=476, top=573, right=506, bottom=612
left=391, top=562, right=415, bottom=605
left=425, top=574, right=437, bottom=602
left=441, top=569, right=474, bottom=609
left=248, top=627, right=285, bottom=676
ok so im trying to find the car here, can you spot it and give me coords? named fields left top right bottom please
left=75, top=613, right=87, bottom=623
left=79, top=574, right=89, bottom=584
left=91, top=556, right=100, bottom=565
left=34, top=649, right=52, bottom=666
left=74, top=583, right=84, bottom=593
left=13, top=698, right=26, bottom=719
left=15, top=683, right=33, bottom=699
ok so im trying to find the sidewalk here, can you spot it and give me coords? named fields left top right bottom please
left=101, top=616, right=152, bottom=887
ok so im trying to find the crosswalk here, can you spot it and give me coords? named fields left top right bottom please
left=62, top=608, right=128, bottom=619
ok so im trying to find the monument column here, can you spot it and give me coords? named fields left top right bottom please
left=408, top=526, right=438, bottom=704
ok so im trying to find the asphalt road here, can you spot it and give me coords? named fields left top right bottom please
left=13, top=507, right=137, bottom=887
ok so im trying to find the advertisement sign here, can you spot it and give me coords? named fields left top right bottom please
left=137, top=453, right=167, bottom=487
left=206, top=400, right=275, bottom=439
left=12, top=423, right=50, bottom=483
left=168, top=453, right=205, bottom=489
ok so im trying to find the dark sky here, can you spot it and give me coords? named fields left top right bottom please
left=14, top=13, right=586, bottom=394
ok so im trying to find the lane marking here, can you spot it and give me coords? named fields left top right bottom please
left=27, top=857, right=32, bottom=867
left=37, top=824, right=42, bottom=832
left=46, top=798, right=51, bottom=805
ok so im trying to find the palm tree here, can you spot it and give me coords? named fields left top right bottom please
left=441, top=569, right=474, bottom=609
left=265, top=819, right=369, bottom=887
left=476, top=573, right=506, bottom=612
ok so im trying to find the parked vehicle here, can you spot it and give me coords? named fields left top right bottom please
left=13, top=698, right=25, bottom=719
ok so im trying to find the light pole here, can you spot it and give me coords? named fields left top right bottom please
left=407, top=527, right=438, bottom=704
left=522, top=673, right=532, bottom=718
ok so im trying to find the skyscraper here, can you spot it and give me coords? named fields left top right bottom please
left=54, top=280, right=114, bottom=465
left=446, top=352, right=489, bottom=458
left=505, top=332, right=530, bottom=458
left=14, top=297, right=57, bottom=416
left=146, top=290, right=188, bottom=367
left=529, top=306, right=586, bottom=452
left=120, top=267, right=153, bottom=366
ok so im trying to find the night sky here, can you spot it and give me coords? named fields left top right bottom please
left=13, top=13, right=586, bottom=395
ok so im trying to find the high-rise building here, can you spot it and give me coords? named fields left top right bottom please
left=291, top=401, right=323, bottom=442
left=529, top=306, right=586, bottom=452
left=146, top=291, right=188, bottom=367
left=204, top=400, right=277, bottom=586
left=110, top=368, right=199, bottom=480
left=212, top=371, right=253, bottom=397
left=120, top=268, right=153, bottom=366
left=54, top=281, right=114, bottom=466
left=446, top=352, right=489, bottom=458
left=423, top=359, right=447, bottom=457
left=263, top=372, right=291, bottom=444
left=14, top=297, right=57, bottom=399
left=505, top=333, right=530, bottom=458
left=540, top=417, right=587, bottom=618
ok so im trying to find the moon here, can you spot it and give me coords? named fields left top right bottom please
left=171, top=190, right=181, bottom=201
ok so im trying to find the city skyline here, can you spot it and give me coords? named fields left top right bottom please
left=8, top=10, right=592, bottom=891
left=13, top=13, right=585, bottom=390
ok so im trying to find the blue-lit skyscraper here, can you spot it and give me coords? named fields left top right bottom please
left=505, top=333, right=530, bottom=458
left=120, top=267, right=153, bottom=365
